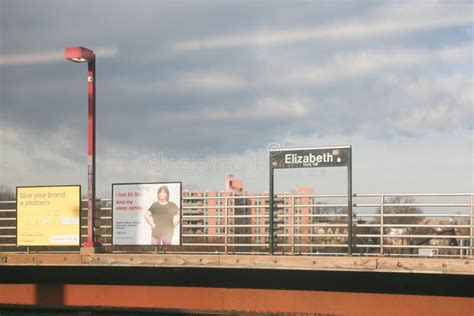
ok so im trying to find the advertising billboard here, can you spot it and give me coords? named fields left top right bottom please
left=16, top=185, right=81, bottom=246
left=112, top=182, right=182, bottom=246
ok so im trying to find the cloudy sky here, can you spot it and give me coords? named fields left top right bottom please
left=0, top=0, right=473, bottom=197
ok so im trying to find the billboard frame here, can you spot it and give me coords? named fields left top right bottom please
left=16, top=184, right=82, bottom=247
left=268, top=145, right=353, bottom=255
left=111, top=181, right=183, bottom=247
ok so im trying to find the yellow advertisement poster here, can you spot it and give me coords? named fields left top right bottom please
left=17, top=186, right=81, bottom=246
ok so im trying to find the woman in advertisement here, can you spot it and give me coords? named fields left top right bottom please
left=144, top=185, right=180, bottom=245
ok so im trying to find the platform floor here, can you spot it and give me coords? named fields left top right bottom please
left=1, top=252, right=473, bottom=275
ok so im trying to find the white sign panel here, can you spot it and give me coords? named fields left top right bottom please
left=112, top=182, right=182, bottom=246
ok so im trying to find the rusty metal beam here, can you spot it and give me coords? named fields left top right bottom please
left=0, top=284, right=473, bottom=315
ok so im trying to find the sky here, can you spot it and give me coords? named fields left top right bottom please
left=0, top=0, right=473, bottom=197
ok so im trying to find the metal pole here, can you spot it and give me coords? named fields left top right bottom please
left=224, top=197, right=228, bottom=254
left=84, top=60, right=96, bottom=247
left=380, top=194, right=384, bottom=256
left=347, top=147, right=353, bottom=256
left=470, top=194, right=473, bottom=258
left=291, top=200, right=295, bottom=255
left=269, top=159, right=274, bottom=255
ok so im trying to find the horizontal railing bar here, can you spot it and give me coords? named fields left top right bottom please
left=354, top=224, right=471, bottom=228
left=176, top=243, right=231, bottom=247
left=184, top=205, right=267, bottom=210
left=0, top=192, right=471, bottom=204
left=354, top=193, right=473, bottom=197
left=2, top=233, right=465, bottom=239
left=381, top=245, right=471, bottom=249
left=380, top=224, right=471, bottom=228
left=286, top=224, right=348, bottom=227
left=275, top=214, right=347, bottom=218
left=181, top=234, right=226, bottom=237
left=381, top=235, right=471, bottom=238
left=177, top=243, right=349, bottom=248
left=382, top=214, right=470, bottom=217
left=372, top=254, right=469, bottom=258
left=183, top=225, right=234, bottom=228
left=182, top=204, right=350, bottom=210
left=278, top=204, right=348, bottom=208
left=279, top=234, right=347, bottom=237
left=182, top=214, right=350, bottom=219
left=183, top=194, right=349, bottom=199
left=380, top=203, right=470, bottom=207
left=278, top=244, right=348, bottom=247
left=183, top=215, right=226, bottom=219
left=4, top=209, right=471, bottom=215
left=81, top=216, right=112, bottom=221
left=183, top=215, right=266, bottom=219
left=355, top=214, right=470, bottom=217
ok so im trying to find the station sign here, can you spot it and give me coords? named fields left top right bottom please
left=268, top=145, right=353, bottom=255
left=269, top=146, right=350, bottom=169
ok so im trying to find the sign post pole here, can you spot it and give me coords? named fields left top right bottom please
left=269, top=158, right=275, bottom=255
left=347, top=146, right=353, bottom=256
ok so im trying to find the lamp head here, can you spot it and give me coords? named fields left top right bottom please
left=65, top=47, right=95, bottom=63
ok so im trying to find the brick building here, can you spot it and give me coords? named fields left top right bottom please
left=183, top=176, right=316, bottom=249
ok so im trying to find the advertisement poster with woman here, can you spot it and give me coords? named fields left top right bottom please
left=112, top=182, right=181, bottom=245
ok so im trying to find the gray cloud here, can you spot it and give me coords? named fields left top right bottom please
left=173, top=2, right=471, bottom=51
left=1, top=0, right=472, bottom=194
left=0, top=47, right=118, bottom=66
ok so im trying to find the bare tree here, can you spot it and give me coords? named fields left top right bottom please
left=0, top=185, right=15, bottom=201
left=377, top=196, right=424, bottom=254
left=380, top=196, right=424, bottom=224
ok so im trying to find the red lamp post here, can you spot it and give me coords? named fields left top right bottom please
left=65, top=47, right=99, bottom=248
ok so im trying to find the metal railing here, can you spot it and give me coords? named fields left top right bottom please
left=0, top=192, right=472, bottom=258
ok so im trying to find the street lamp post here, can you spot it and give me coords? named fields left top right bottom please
left=65, top=46, right=99, bottom=249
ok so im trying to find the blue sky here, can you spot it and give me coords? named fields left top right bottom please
left=0, top=0, right=472, bottom=196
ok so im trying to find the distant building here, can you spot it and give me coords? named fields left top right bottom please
left=182, top=175, right=244, bottom=240
left=183, top=176, right=318, bottom=250
left=225, top=175, right=243, bottom=194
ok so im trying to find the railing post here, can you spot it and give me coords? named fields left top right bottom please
left=380, top=194, right=384, bottom=256
left=291, top=202, right=295, bottom=255
left=224, top=197, right=228, bottom=254
left=95, top=198, right=101, bottom=245
left=470, top=194, right=473, bottom=258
